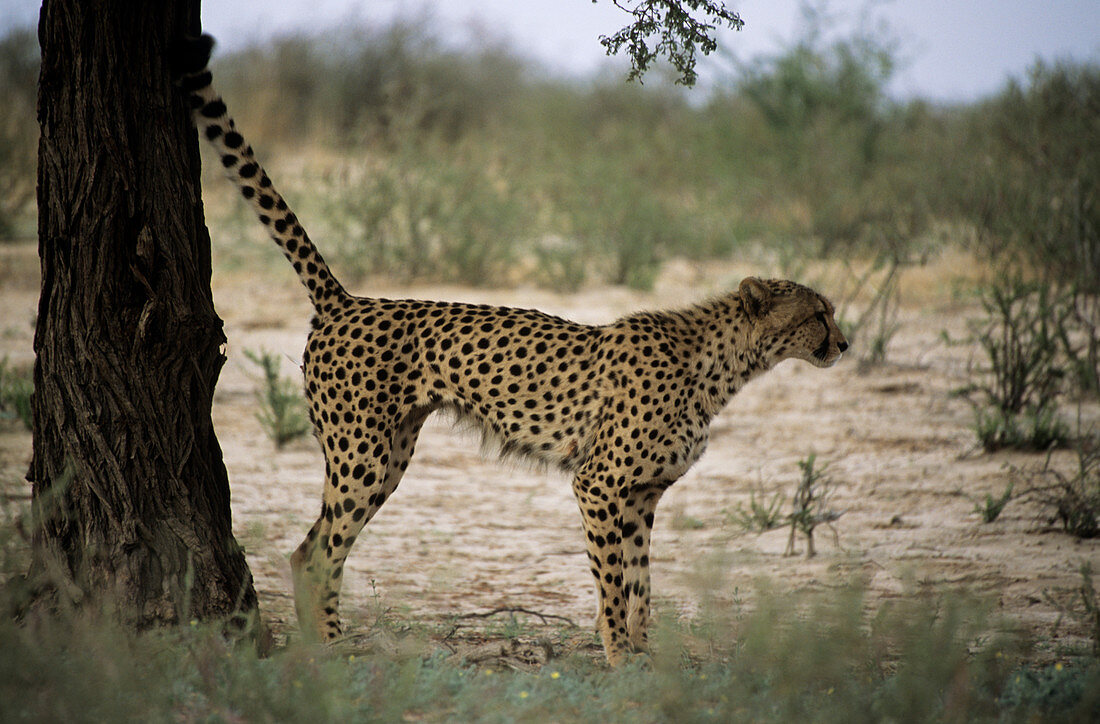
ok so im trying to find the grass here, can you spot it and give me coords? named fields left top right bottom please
left=726, top=487, right=785, bottom=533
left=975, top=482, right=1014, bottom=524
left=1018, top=427, right=1100, bottom=539
left=243, top=349, right=311, bottom=448
left=0, top=356, right=32, bottom=430
left=959, top=278, right=1075, bottom=452
left=785, top=453, right=841, bottom=558
left=1, top=574, right=1097, bottom=722
left=974, top=405, right=1070, bottom=454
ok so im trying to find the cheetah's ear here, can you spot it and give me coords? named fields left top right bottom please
left=739, top=277, right=772, bottom=320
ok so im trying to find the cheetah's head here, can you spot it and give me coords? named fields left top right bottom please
left=739, top=277, right=848, bottom=368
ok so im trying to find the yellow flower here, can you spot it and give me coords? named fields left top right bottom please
left=348, top=654, right=356, bottom=663
left=519, top=691, right=529, bottom=699
left=1055, top=663, right=1063, bottom=671
left=550, top=671, right=561, bottom=680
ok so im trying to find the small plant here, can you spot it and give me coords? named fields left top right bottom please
left=975, top=405, right=1070, bottom=453
left=1057, top=288, right=1100, bottom=398
left=1018, top=427, right=1100, bottom=538
left=243, top=349, right=311, bottom=448
left=726, top=487, right=785, bottom=533
left=974, top=482, right=1014, bottom=523
left=1079, top=562, right=1100, bottom=658
left=835, top=255, right=903, bottom=369
left=964, top=278, right=1070, bottom=452
left=785, top=453, right=842, bottom=558
left=669, top=506, right=706, bottom=531
left=0, top=356, right=32, bottom=430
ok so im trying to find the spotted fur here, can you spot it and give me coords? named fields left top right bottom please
left=174, top=35, right=848, bottom=665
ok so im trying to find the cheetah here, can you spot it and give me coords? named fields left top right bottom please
left=174, top=35, right=848, bottom=666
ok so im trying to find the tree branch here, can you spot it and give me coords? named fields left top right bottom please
left=599, top=0, right=744, bottom=86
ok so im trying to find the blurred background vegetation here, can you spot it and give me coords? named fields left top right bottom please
left=1, top=13, right=1095, bottom=291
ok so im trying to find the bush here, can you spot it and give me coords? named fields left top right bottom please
left=243, top=349, right=311, bottom=448
left=316, top=143, right=528, bottom=286
left=974, top=482, right=1014, bottom=523
left=965, top=278, right=1070, bottom=451
left=963, top=62, right=1100, bottom=293
left=1019, top=428, right=1100, bottom=538
left=785, top=453, right=842, bottom=557
left=0, top=356, right=32, bottom=430
left=0, top=25, right=38, bottom=238
left=726, top=487, right=785, bottom=533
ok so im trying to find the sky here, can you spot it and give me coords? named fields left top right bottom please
left=2, top=0, right=1098, bottom=102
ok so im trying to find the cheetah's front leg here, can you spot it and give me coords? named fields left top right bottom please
left=622, top=484, right=666, bottom=653
left=572, top=463, right=630, bottom=666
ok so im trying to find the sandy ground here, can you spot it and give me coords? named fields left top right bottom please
left=2, top=241, right=1098, bottom=662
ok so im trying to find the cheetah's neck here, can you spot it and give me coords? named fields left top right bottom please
left=674, top=295, right=773, bottom=418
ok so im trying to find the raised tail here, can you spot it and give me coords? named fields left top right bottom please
left=172, top=34, right=348, bottom=316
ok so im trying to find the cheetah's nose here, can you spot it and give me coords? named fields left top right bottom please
left=837, top=341, right=849, bottom=353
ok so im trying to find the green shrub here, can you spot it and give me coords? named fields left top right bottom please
left=316, top=141, right=528, bottom=286
left=726, top=487, right=785, bottom=533
left=975, top=482, right=1014, bottom=523
left=1057, top=289, right=1100, bottom=398
left=999, top=662, right=1100, bottom=718
left=0, top=25, right=38, bottom=238
left=975, top=405, right=1070, bottom=453
left=963, top=61, right=1100, bottom=294
left=785, top=453, right=842, bottom=557
left=243, top=349, right=311, bottom=448
left=1, top=550, right=1097, bottom=724
left=965, top=278, right=1071, bottom=451
left=0, top=356, right=32, bottom=430
left=1020, top=429, right=1100, bottom=538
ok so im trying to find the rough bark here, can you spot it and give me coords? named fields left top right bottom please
left=28, top=0, right=259, bottom=632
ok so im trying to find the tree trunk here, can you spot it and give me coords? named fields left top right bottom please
left=28, top=0, right=260, bottom=634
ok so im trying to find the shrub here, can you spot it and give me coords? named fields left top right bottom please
left=785, top=453, right=842, bottom=557
left=243, top=349, right=311, bottom=448
left=1019, top=428, right=1100, bottom=538
left=974, top=482, right=1014, bottom=523
left=964, top=61, right=1100, bottom=294
left=726, top=487, right=785, bottom=533
left=0, top=356, right=32, bottom=430
left=0, top=26, right=38, bottom=238
left=965, top=278, right=1070, bottom=451
left=833, top=255, right=902, bottom=369
left=318, top=143, right=528, bottom=286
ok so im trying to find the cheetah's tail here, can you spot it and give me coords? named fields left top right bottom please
left=172, top=34, right=348, bottom=316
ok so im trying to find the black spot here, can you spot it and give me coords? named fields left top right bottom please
left=200, top=99, right=227, bottom=118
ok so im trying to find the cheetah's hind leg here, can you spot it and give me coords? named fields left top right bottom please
left=290, top=407, right=431, bottom=642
